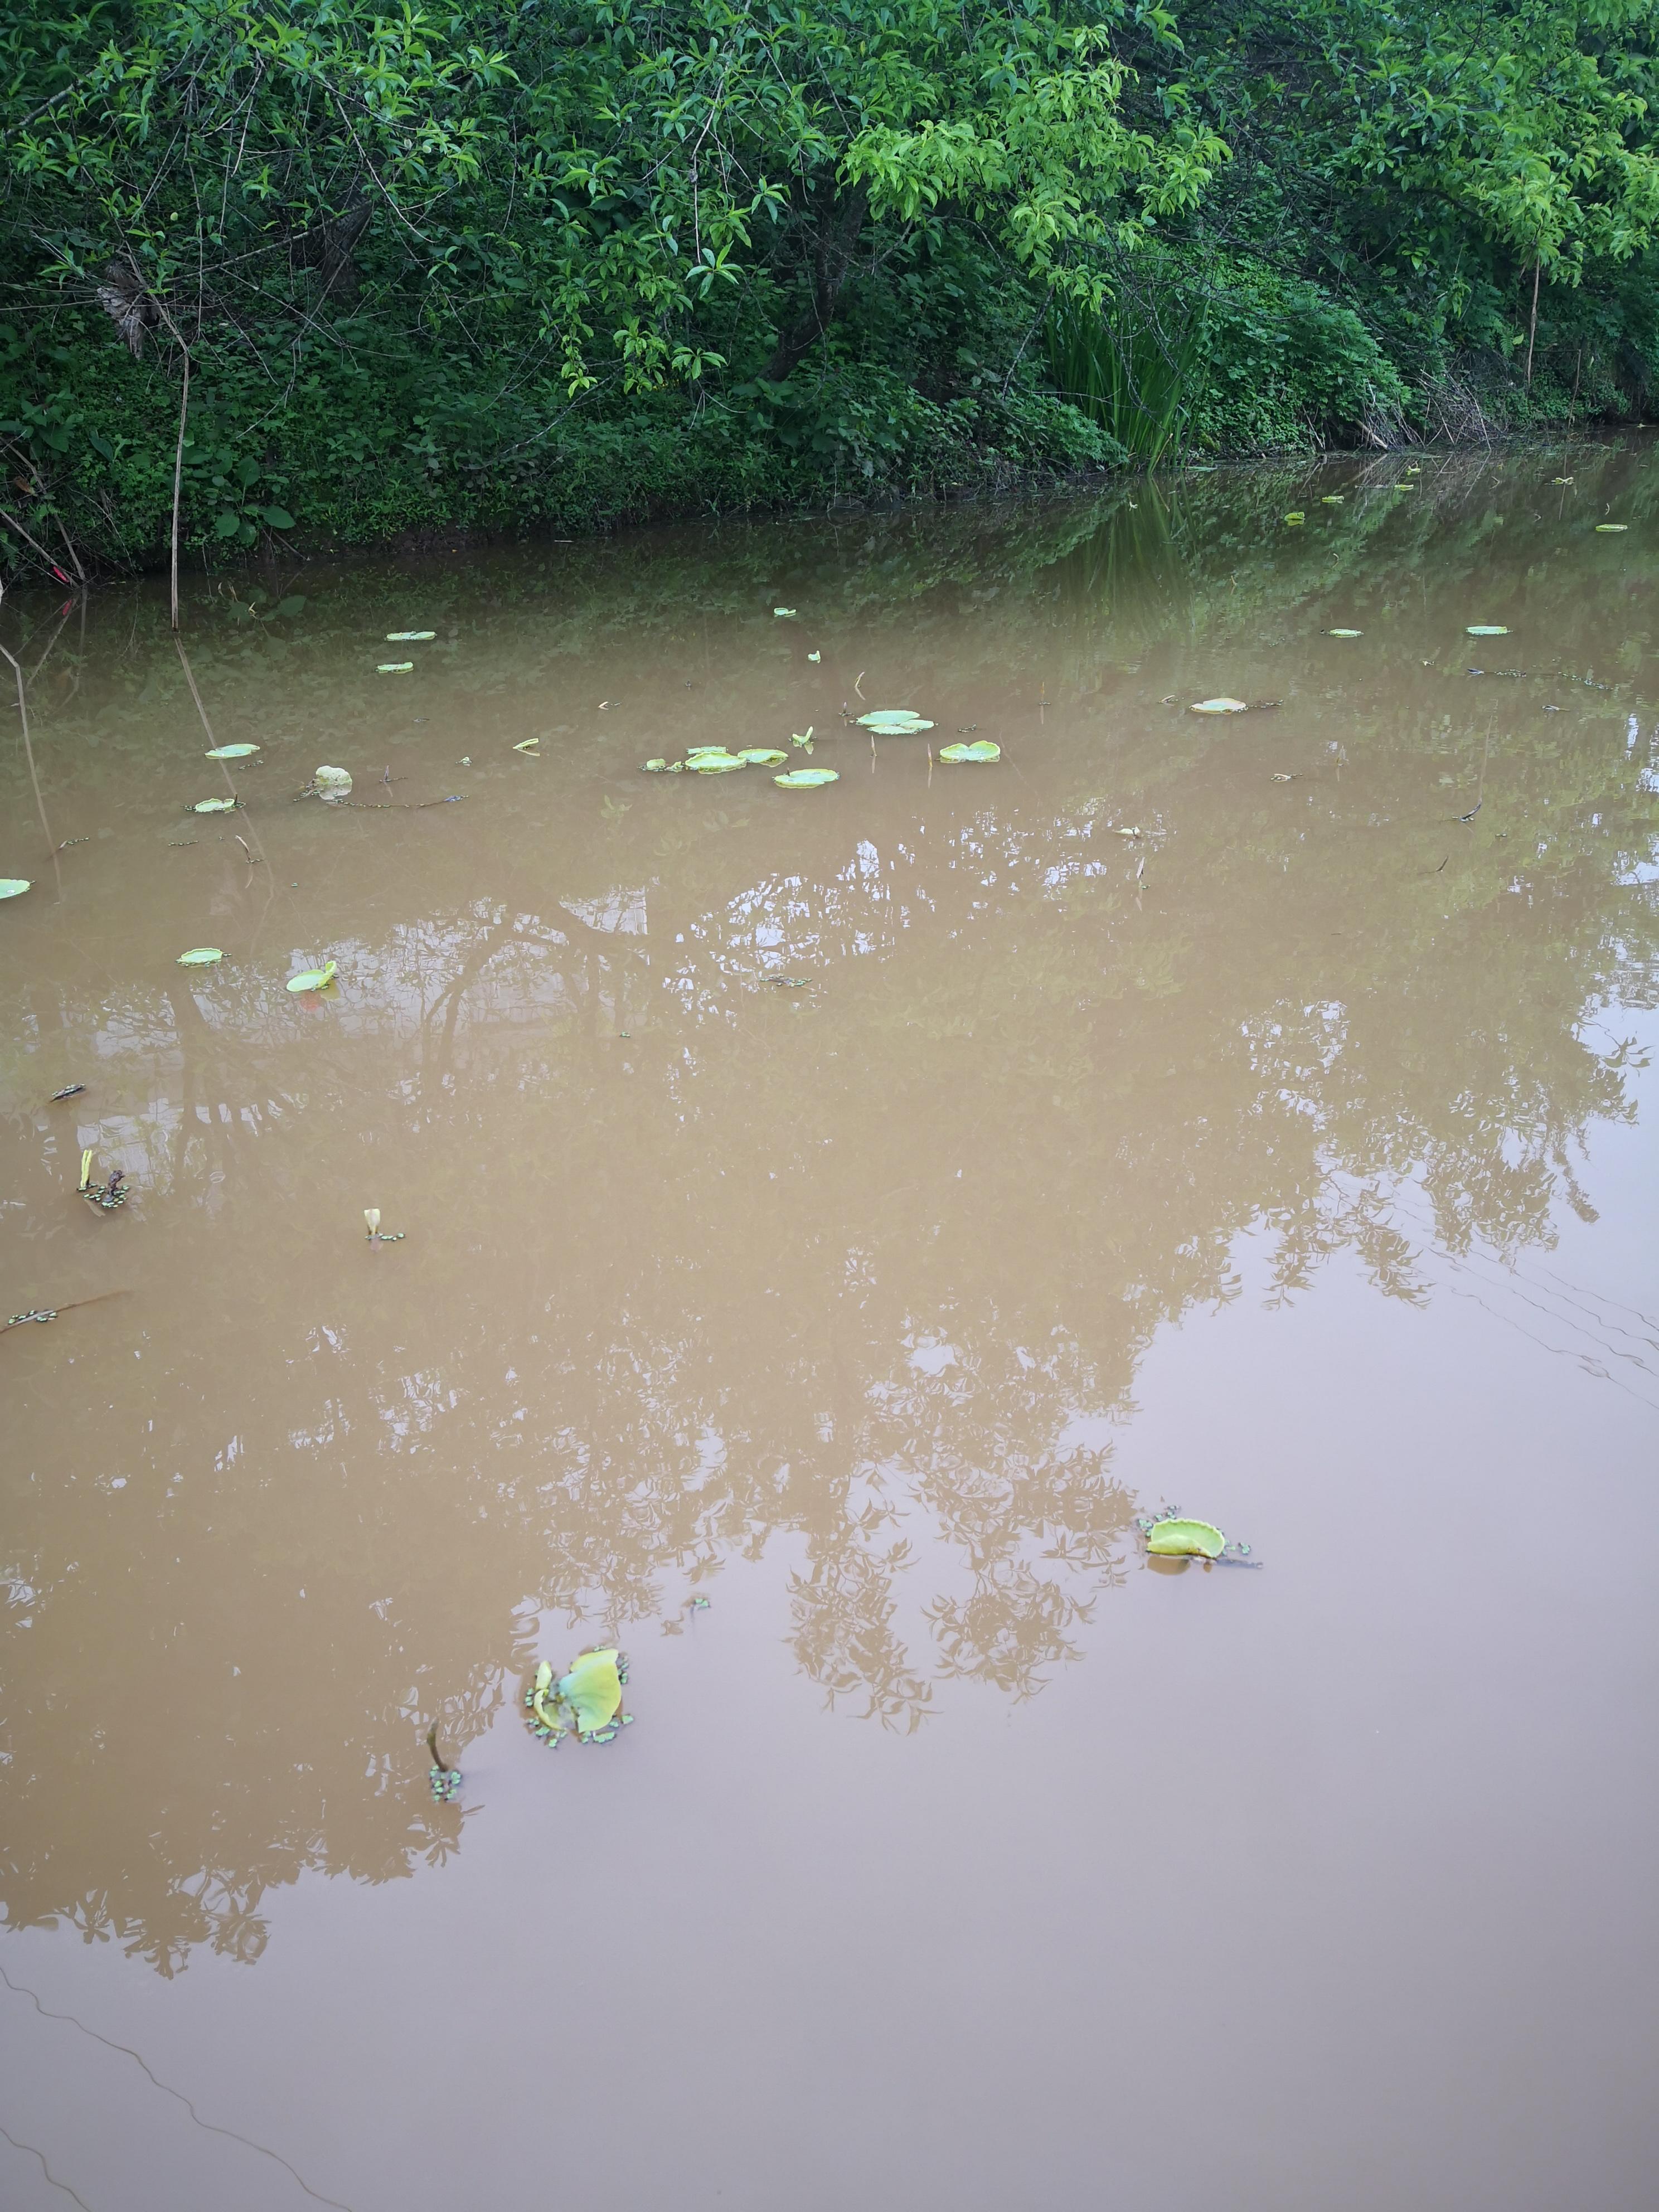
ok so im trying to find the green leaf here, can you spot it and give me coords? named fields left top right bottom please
left=736, top=748, right=788, bottom=764
left=1190, top=697, right=1247, bottom=714
left=1146, top=1517, right=1226, bottom=1558
left=939, top=740, right=1001, bottom=761
left=1320, top=494, right=1345, bottom=504
left=262, top=506, right=295, bottom=529
left=214, top=511, right=240, bottom=539
left=0, top=878, right=31, bottom=899
left=286, top=960, right=338, bottom=993
left=1283, top=511, right=1305, bottom=524
left=176, top=947, right=223, bottom=966
left=774, top=768, right=839, bottom=787
left=1594, top=523, right=1628, bottom=533
left=1466, top=625, right=1508, bottom=636
left=193, top=797, right=237, bottom=812
left=205, top=743, right=259, bottom=758
left=386, top=630, right=435, bottom=641
left=275, top=597, right=307, bottom=619
left=773, top=606, right=797, bottom=618
left=558, top=1648, right=623, bottom=1738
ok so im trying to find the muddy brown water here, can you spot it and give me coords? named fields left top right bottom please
left=3, top=445, right=1659, bottom=2211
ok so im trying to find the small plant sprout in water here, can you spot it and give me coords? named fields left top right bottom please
left=1135, top=1506, right=1260, bottom=1568
left=79, top=1150, right=130, bottom=1211
left=426, top=1725, right=461, bottom=1803
left=523, top=1647, right=633, bottom=1748
left=363, top=1208, right=404, bottom=1245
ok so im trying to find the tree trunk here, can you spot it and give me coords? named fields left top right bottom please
left=761, top=184, right=870, bottom=384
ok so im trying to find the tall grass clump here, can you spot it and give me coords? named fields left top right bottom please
left=1045, top=283, right=1205, bottom=467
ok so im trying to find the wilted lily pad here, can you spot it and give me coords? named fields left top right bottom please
left=1327, top=628, right=1362, bottom=637
left=1466, top=625, right=1509, bottom=636
left=0, top=878, right=31, bottom=899
left=377, top=662, right=414, bottom=674
left=642, top=758, right=668, bottom=772
left=738, top=748, right=788, bottom=765
left=775, top=768, right=839, bottom=788
left=939, top=740, right=1001, bottom=763
left=559, top=1649, right=625, bottom=1739
left=386, top=630, right=435, bottom=641
left=1146, top=1517, right=1226, bottom=1558
left=1595, top=523, right=1628, bottom=533
left=512, top=738, right=540, bottom=753
left=286, top=959, right=338, bottom=993
left=193, top=797, right=238, bottom=813
left=176, top=947, right=223, bottom=967
left=205, top=743, right=259, bottom=759
left=1191, top=697, right=1248, bottom=714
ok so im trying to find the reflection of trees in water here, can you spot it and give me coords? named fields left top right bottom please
left=3, top=447, right=1658, bottom=1970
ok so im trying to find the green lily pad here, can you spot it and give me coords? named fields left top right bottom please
left=1595, top=523, right=1628, bottom=533
left=775, top=768, right=839, bottom=788
left=737, top=748, right=789, bottom=765
left=176, top=947, right=223, bottom=967
left=1146, top=1517, right=1226, bottom=1559
left=386, top=630, right=436, bottom=641
left=688, top=750, right=745, bottom=773
left=807, top=651, right=821, bottom=663
left=0, top=878, right=31, bottom=899
left=559, top=1648, right=623, bottom=1738
left=1321, top=495, right=1345, bottom=505
left=939, top=740, right=1001, bottom=763
left=1466, top=625, right=1508, bottom=636
left=205, top=743, right=259, bottom=759
left=773, top=607, right=797, bottom=618
left=1191, top=697, right=1248, bottom=714
left=377, top=662, right=414, bottom=673
left=642, top=758, right=668, bottom=772
left=193, top=797, right=238, bottom=812
left=313, top=765, right=352, bottom=792
left=1327, top=628, right=1362, bottom=637
left=1283, top=511, right=1305, bottom=524
left=857, top=710, right=932, bottom=733
left=286, top=959, right=338, bottom=993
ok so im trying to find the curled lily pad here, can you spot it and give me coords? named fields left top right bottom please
left=1283, top=511, right=1305, bottom=524
left=1595, top=523, right=1628, bottom=533
left=1190, top=697, right=1248, bottom=715
left=176, top=947, right=223, bottom=967
left=205, top=743, right=259, bottom=759
left=1146, top=1517, right=1226, bottom=1558
left=286, top=959, right=338, bottom=993
left=386, top=630, right=435, bottom=641
left=1327, top=628, right=1362, bottom=637
left=377, top=662, right=414, bottom=674
left=737, top=748, right=788, bottom=765
left=559, top=1648, right=624, bottom=1738
left=193, top=797, right=238, bottom=813
left=512, top=738, right=540, bottom=753
left=807, top=650, right=821, bottom=663
left=775, top=768, right=839, bottom=788
left=642, top=758, right=668, bottom=772
left=1466, top=625, right=1509, bottom=636
left=790, top=727, right=814, bottom=750
left=1320, top=495, right=1345, bottom=505
left=0, top=877, right=31, bottom=899
left=773, top=607, right=797, bottom=618
left=939, top=740, right=1001, bottom=763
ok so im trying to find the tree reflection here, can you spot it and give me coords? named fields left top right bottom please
left=2, top=444, right=1657, bottom=1969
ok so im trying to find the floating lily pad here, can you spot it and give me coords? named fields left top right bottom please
left=773, top=607, right=797, bottom=618
left=193, top=797, right=238, bottom=813
left=1191, top=697, right=1248, bottom=714
left=1595, top=523, right=1628, bottom=533
left=1146, top=1517, right=1226, bottom=1559
left=0, top=878, right=31, bottom=899
left=313, top=766, right=352, bottom=795
left=939, top=740, right=1001, bottom=763
left=775, top=768, right=839, bottom=788
left=642, top=758, right=668, bottom=772
left=559, top=1648, right=624, bottom=1738
left=1320, top=495, right=1345, bottom=505
left=386, top=630, right=435, bottom=641
left=1466, top=625, right=1509, bottom=636
left=286, top=959, right=338, bottom=993
left=1327, top=628, right=1362, bottom=637
left=205, top=743, right=259, bottom=759
left=512, top=738, right=540, bottom=753
left=807, top=651, right=821, bottom=663
left=689, top=750, right=745, bottom=773
left=1284, top=511, right=1305, bottom=524
left=737, top=748, right=788, bottom=765
left=176, top=947, right=223, bottom=967
left=377, top=662, right=414, bottom=673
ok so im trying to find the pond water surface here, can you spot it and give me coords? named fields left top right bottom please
left=3, top=444, right=1658, bottom=2212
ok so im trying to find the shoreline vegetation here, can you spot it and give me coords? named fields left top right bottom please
left=3, top=2, right=1657, bottom=586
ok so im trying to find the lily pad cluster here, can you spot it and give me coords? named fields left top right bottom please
left=1136, top=1506, right=1259, bottom=1566
left=429, top=1763, right=462, bottom=1803
left=524, top=1647, right=633, bottom=1747
left=643, top=745, right=789, bottom=775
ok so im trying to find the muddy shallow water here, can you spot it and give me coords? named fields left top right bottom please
left=3, top=444, right=1658, bottom=2211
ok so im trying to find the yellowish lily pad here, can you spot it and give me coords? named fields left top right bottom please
left=205, top=743, right=259, bottom=759
left=286, top=959, right=338, bottom=993
left=775, top=768, right=839, bottom=788
left=176, top=948, right=223, bottom=967
left=1146, top=1517, right=1226, bottom=1558
left=1191, top=697, right=1248, bottom=714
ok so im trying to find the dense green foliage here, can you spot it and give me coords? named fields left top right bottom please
left=2, top=0, right=1658, bottom=571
